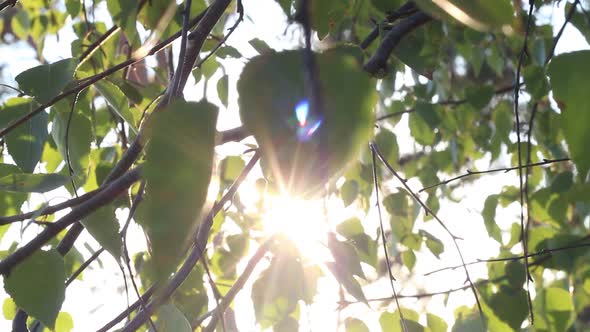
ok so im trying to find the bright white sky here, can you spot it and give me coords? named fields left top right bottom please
left=0, top=0, right=589, bottom=331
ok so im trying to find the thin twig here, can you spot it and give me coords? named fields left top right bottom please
left=0, top=0, right=17, bottom=12
left=371, top=142, right=485, bottom=327
left=65, top=248, right=105, bottom=286
left=514, top=1, right=537, bottom=323
left=193, top=0, right=244, bottom=72
left=545, top=0, right=580, bottom=66
left=370, top=144, right=408, bottom=332
left=376, top=83, right=522, bottom=122
left=424, top=239, right=590, bottom=276
left=0, top=7, right=210, bottom=139
left=170, top=0, right=193, bottom=98
left=197, top=236, right=275, bottom=331
left=0, top=167, right=141, bottom=276
left=419, top=158, right=570, bottom=192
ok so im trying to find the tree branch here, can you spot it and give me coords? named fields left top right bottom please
left=419, top=158, right=571, bottom=192
left=0, top=7, right=209, bottom=139
left=195, top=236, right=275, bottom=331
left=176, top=0, right=233, bottom=92
left=0, top=0, right=17, bottom=12
left=371, top=142, right=485, bottom=326
left=359, top=1, right=418, bottom=49
left=363, top=11, right=432, bottom=76
left=115, top=151, right=259, bottom=332
left=0, top=167, right=141, bottom=276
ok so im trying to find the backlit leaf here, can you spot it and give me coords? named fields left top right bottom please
left=4, top=249, right=66, bottom=329
left=15, top=58, right=78, bottom=104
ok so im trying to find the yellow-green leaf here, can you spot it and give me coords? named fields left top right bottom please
left=4, top=249, right=66, bottom=330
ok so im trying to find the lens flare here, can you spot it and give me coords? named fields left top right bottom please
left=294, top=99, right=322, bottom=142
left=295, top=100, right=309, bottom=127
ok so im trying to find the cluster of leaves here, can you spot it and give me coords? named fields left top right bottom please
left=0, top=0, right=589, bottom=331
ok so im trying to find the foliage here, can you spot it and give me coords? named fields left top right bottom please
left=0, top=0, right=589, bottom=331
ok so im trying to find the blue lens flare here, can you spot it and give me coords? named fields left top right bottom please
left=293, top=99, right=322, bottom=142
left=295, top=100, right=309, bottom=127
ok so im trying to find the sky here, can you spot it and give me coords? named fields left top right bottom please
left=0, top=0, right=589, bottom=331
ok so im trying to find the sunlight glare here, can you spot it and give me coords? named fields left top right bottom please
left=261, top=195, right=330, bottom=262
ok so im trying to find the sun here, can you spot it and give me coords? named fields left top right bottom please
left=260, top=194, right=331, bottom=262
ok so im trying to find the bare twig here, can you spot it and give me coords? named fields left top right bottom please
left=196, top=236, right=275, bottom=331
left=0, top=167, right=141, bottom=276
left=0, top=7, right=210, bottom=139
left=370, top=144, right=408, bottom=332
left=170, top=0, right=193, bottom=97
left=66, top=248, right=105, bottom=286
left=424, top=239, right=590, bottom=276
left=419, top=158, right=571, bottom=192
left=376, top=83, right=522, bottom=122
left=514, top=1, right=537, bottom=323
left=0, top=0, right=17, bottom=12
left=371, top=142, right=485, bottom=327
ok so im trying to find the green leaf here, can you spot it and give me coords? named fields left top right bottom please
left=65, top=0, right=81, bottom=17
left=341, top=180, right=359, bottom=207
left=325, top=262, right=367, bottom=304
left=0, top=164, right=28, bottom=223
left=139, top=100, right=218, bottom=280
left=409, top=111, right=436, bottom=145
left=487, top=286, right=528, bottom=330
left=345, top=317, right=370, bottom=332
left=427, top=313, right=448, bottom=332
left=401, top=250, right=416, bottom=271
left=465, top=85, right=494, bottom=110
left=154, top=304, right=191, bottom=332
left=107, top=0, right=140, bottom=47
left=82, top=205, right=122, bottom=259
left=50, top=99, right=92, bottom=176
left=452, top=306, right=485, bottom=332
left=419, top=229, right=444, bottom=258
left=393, top=24, right=440, bottom=78
left=308, top=0, right=348, bottom=38
left=548, top=50, right=590, bottom=180
left=413, top=0, right=514, bottom=32
left=15, top=58, right=78, bottom=104
left=274, top=0, right=292, bottom=15
left=94, top=80, right=138, bottom=133
left=0, top=173, right=67, bottom=193
left=1, top=97, right=48, bottom=172
left=375, top=129, right=399, bottom=164
left=216, top=45, right=242, bottom=58
left=523, top=65, right=549, bottom=100
left=335, top=218, right=378, bottom=268
left=217, top=74, right=229, bottom=107
left=482, top=195, right=502, bottom=243
left=328, top=233, right=366, bottom=280
left=238, top=47, right=375, bottom=197
left=2, top=298, right=16, bottom=320
left=4, top=249, right=66, bottom=329
left=248, top=38, right=273, bottom=54
left=542, top=287, right=575, bottom=331
left=551, top=171, right=573, bottom=193
left=380, top=310, right=425, bottom=332
left=252, top=244, right=315, bottom=326
left=371, top=0, right=404, bottom=13
left=53, top=312, right=74, bottom=332
left=220, top=156, right=245, bottom=182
